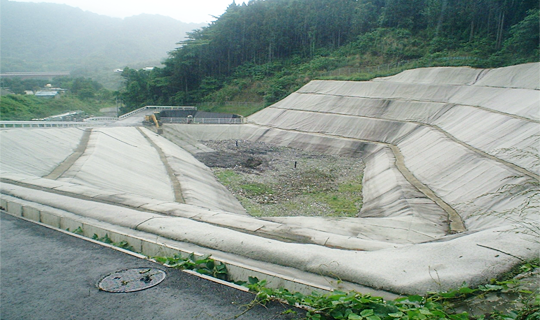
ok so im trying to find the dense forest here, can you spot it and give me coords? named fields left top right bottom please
left=119, top=0, right=539, bottom=113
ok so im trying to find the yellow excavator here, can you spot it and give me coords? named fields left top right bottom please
left=143, top=112, right=163, bottom=134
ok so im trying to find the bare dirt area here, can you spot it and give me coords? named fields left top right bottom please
left=194, top=140, right=365, bottom=217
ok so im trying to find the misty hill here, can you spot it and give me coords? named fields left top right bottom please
left=1, top=0, right=205, bottom=75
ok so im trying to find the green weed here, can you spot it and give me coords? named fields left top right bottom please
left=240, top=183, right=274, bottom=196
left=215, top=169, right=241, bottom=185
left=91, top=233, right=135, bottom=252
left=153, top=253, right=228, bottom=281
left=241, top=271, right=539, bottom=320
left=72, top=226, right=84, bottom=235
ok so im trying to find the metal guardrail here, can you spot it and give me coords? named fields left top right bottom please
left=0, top=121, right=91, bottom=128
left=118, top=106, right=196, bottom=120
left=117, top=107, right=147, bottom=120
left=161, top=117, right=245, bottom=124
left=146, top=106, right=196, bottom=110
left=1, top=106, right=243, bottom=128
left=84, top=117, right=119, bottom=122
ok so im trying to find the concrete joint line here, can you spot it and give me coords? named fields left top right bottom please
left=93, top=130, right=139, bottom=147
left=251, top=124, right=466, bottom=233
left=0, top=178, right=160, bottom=216
left=44, top=128, right=92, bottom=180
left=296, top=92, right=540, bottom=124
left=134, top=217, right=156, bottom=230
left=389, top=145, right=466, bottom=233
left=136, top=127, right=185, bottom=203
left=254, top=124, right=389, bottom=146
left=269, top=105, right=539, bottom=180
left=426, top=123, right=540, bottom=182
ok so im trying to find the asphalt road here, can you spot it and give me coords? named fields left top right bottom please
left=0, top=212, right=305, bottom=320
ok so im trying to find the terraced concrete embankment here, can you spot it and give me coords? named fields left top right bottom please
left=1, top=63, right=539, bottom=295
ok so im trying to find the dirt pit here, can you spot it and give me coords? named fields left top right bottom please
left=194, top=140, right=365, bottom=217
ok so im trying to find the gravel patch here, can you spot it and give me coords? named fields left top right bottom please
left=194, top=140, right=365, bottom=218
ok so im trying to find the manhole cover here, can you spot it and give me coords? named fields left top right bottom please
left=98, top=268, right=166, bottom=293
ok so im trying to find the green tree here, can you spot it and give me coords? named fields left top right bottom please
left=119, top=0, right=539, bottom=111
left=502, top=9, right=540, bottom=58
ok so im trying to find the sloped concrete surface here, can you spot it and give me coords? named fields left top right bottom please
left=1, top=63, right=538, bottom=295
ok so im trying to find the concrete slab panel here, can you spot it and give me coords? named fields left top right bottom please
left=41, top=210, right=62, bottom=228
left=22, top=206, right=40, bottom=222
left=7, top=201, right=22, bottom=216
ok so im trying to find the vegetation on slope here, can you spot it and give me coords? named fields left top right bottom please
left=118, top=0, right=539, bottom=113
left=0, top=77, right=114, bottom=120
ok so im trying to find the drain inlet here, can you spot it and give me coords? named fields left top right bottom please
left=98, top=268, right=166, bottom=293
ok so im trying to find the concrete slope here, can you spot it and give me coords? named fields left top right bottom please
left=248, top=64, right=539, bottom=233
left=0, top=128, right=85, bottom=177
left=56, top=127, right=176, bottom=202
left=1, top=63, right=538, bottom=296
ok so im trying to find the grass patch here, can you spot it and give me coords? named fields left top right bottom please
left=240, top=183, right=274, bottom=197
left=208, top=141, right=364, bottom=218
left=215, top=169, right=242, bottom=185
left=318, top=192, right=362, bottom=216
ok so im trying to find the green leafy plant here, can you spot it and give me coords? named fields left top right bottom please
left=153, top=253, right=228, bottom=281
left=72, top=226, right=84, bottom=235
left=91, top=233, right=135, bottom=252
left=240, top=265, right=539, bottom=320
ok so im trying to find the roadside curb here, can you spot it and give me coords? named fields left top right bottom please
left=0, top=194, right=399, bottom=300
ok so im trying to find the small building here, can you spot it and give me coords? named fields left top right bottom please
left=35, top=90, right=59, bottom=98
left=34, top=87, right=67, bottom=98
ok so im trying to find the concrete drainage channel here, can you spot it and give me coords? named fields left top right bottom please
left=0, top=194, right=398, bottom=300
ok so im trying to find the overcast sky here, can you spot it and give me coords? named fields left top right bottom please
left=10, top=0, right=242, bottom=23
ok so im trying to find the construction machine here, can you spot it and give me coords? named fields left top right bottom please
left=142, top=112, right=163, bottom=134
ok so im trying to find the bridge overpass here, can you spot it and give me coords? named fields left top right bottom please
left=0, top=72, right=70, bottom=79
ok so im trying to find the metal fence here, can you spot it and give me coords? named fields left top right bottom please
left=0, top=121, right=91, bottom=128
left=84, top=117, right=119, bottom=122
left=161, top=117, right=245, bottom=124
left=118, top=106, right=196, bottom=120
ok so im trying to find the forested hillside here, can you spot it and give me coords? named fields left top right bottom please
left=0, top=77, right=114, bottom=120
left=1, top=0, right=204, bottom=88
left=119, top=0, right=539, bottom=113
